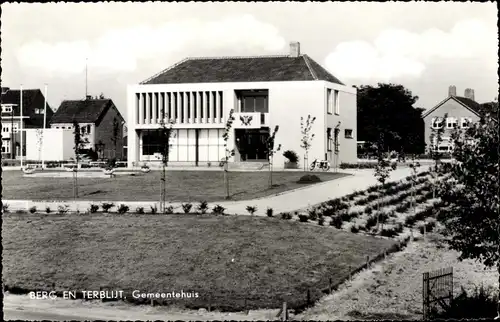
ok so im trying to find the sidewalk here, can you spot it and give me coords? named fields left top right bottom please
left=3, top=167, right=421, bottom=216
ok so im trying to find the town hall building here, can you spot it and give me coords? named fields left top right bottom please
left=126, top=42, right=357, bottom=169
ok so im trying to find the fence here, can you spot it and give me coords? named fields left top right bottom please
left=423, top=267, right=453, bottom=320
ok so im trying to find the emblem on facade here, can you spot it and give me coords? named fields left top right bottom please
left=240, top=115, right=253, bottom=126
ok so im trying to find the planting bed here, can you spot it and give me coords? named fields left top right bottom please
left=3, top=213, right=394, bottom=311
left=276, top=170, right=451, bottom=240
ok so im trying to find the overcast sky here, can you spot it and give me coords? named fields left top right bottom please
left=2, top=2, right=498, bottom=121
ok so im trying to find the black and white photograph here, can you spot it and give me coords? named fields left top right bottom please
left=1, top=1, right=499, bottom=321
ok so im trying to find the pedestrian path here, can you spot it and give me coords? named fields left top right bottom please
left=4, top=167, right=423, bottom=216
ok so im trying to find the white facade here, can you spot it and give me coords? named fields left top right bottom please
left=127, top=81, right=357, bottom=168
left=25, top=128, right=74, bottom=161
left=50, top=123, right=96, bottom=150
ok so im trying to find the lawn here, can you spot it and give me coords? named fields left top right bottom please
left=1, top=171, right=347, bottom=202
left=3, top=213, right=394, bottom=311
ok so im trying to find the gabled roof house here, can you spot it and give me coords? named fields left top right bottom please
left=51, top=96, right=126, bottom=160
left=422, top=86, right=497, bottom=153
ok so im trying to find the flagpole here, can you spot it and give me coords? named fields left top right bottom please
left=20, top=84, right=24, bottom=168
left=42, top=83, right=48, bottom=169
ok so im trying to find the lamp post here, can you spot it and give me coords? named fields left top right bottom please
left=20, top=84, right=23, bottom=168
left=42, top=84, right=48, bottom=169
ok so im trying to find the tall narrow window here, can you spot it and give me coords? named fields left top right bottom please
left=334, top=90, right=339, bottom=115
left=219, top=91, right=223, bottom=120
left=212, top=91, right=217, bottom=121
left=200, top=92, right=204, bottom=120
left=327, top=128, right=332, bottom=151
left=327, top=89, right=333, bottom=114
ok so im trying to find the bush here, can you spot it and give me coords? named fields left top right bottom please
left=89, top=204, right=99, bottom=213
left=298, top=214, right=309, bottom=222
left=330, top=216, right=343, bottom=229
left=281, top=212, right=292, bottom=220
left=2, top=203, right=10, bottom=213
left=117, top=204, right=129, bottom=214
left=163, top=205, right=174, bottom=214
left=380, top=227, right=398, bottom=237
left=101, top=203, right=115, bottom=213
left=135, top=206, right=145, bottom=214
left=364, top=206, right=373, bottom=215
left=57, top=205, right=69, bottom=215
left=182, top=203, right=193, bottom=214
left=307, top=207, right=318, bottom=221
left=197, top=201, right=209, bottom=214
left=297, top=174, right=321, bottom=184
left=350, top=225, right=360, bottom=233
left=318, top=217, right=325, bottom=226
left=266, top=207, right=274, bottom=217
left=283, top=150, right=299, bottom=163
left=212, top=204, right=226, bottom=215
left=45, top=206, right=52, bottom=214
left=29, top=206, right=37, bottom=214
left=246, top=205, right=257, bottom=215
left=150, top=205, right=158, bottom=214
left=432, top=285, right=498, bottom=319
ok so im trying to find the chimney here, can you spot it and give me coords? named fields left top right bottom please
left=448, top=85, right=456, bottom=97
left=289, top=41, right=300, bottom=57
left=464, top=88, right=475, bottom=101
left=86, top=95, right=92, bottom=100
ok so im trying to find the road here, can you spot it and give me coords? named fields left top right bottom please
left=4, top=308, right=93, bottom=321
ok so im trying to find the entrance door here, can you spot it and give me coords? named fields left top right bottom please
left=235, top=129, right=269, bottom=161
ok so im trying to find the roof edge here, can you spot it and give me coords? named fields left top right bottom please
left=302, top=55, right=318, bottom=80
left=140, top=58, right=191, bottom=85
left=422, top=96, right=481, bottom=118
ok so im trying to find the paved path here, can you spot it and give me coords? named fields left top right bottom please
left=4, top=167, right=423, bottom=216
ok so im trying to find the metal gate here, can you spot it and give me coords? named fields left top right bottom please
left=423, top=267, right=453, bottom=320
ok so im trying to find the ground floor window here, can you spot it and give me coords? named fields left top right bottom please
left=139, top=129, right=224, bottom=162
left=2, top=140, right=10, bottom=153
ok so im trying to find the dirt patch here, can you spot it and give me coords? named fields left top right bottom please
left=298, top=235, right=498, bottom=320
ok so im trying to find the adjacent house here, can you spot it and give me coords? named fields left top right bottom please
left=50, top=96, right=126, bottom=160
left=422, top=86, right=495, bottom=153
left=1, top=86, right=54, bottom=160
left=126, top=41, right=357, bottom=168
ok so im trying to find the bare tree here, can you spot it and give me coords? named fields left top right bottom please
left=159, top=114, right=175, bottom=213
left=300, top=115, right=316, bottom=171
left=221, top=109, right=235, bottom=199
left=266, top=125, right=281, bottom=188
left=429, top=113, right=448, bottom=198
left=72, top=120, right=88, bottom=199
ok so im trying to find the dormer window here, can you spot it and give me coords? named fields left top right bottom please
left=431, top=117, right=444, bottom=129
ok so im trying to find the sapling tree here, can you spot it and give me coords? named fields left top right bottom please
left=221, top=109, right=235, bottom=199
left=266, top=125, right=281, bottom=188
left=300, top=115, right=316, bottom=171
left=72, top=120, right=88, bottom=199
left=111, top=117, right=120, bottom=164
left=158, top=113, right=175, bottom=213
left=373, top=132, right=393, bottom=231
left=435, top=112, right=499, bottom=319
left=35, top=128, right=43, bottom=165
left=429, top=113, right=448, bottom=198
left=409, top=160, right=421, bottom=237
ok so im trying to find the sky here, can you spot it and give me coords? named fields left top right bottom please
left=2, top=2, right=498, bottom=122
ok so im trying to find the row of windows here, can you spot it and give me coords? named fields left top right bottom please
left=327, top=89, right=340, bottom=115
left=135, top=91, right=224, bottom=125
left=2, top=124, right=19, bottom=132
left=431, top=117, right=472, bottom=129
left=326, top=128, right=353, bottom=151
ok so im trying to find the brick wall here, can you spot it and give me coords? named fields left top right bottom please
left=95, top=103, right=125, bottom=160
